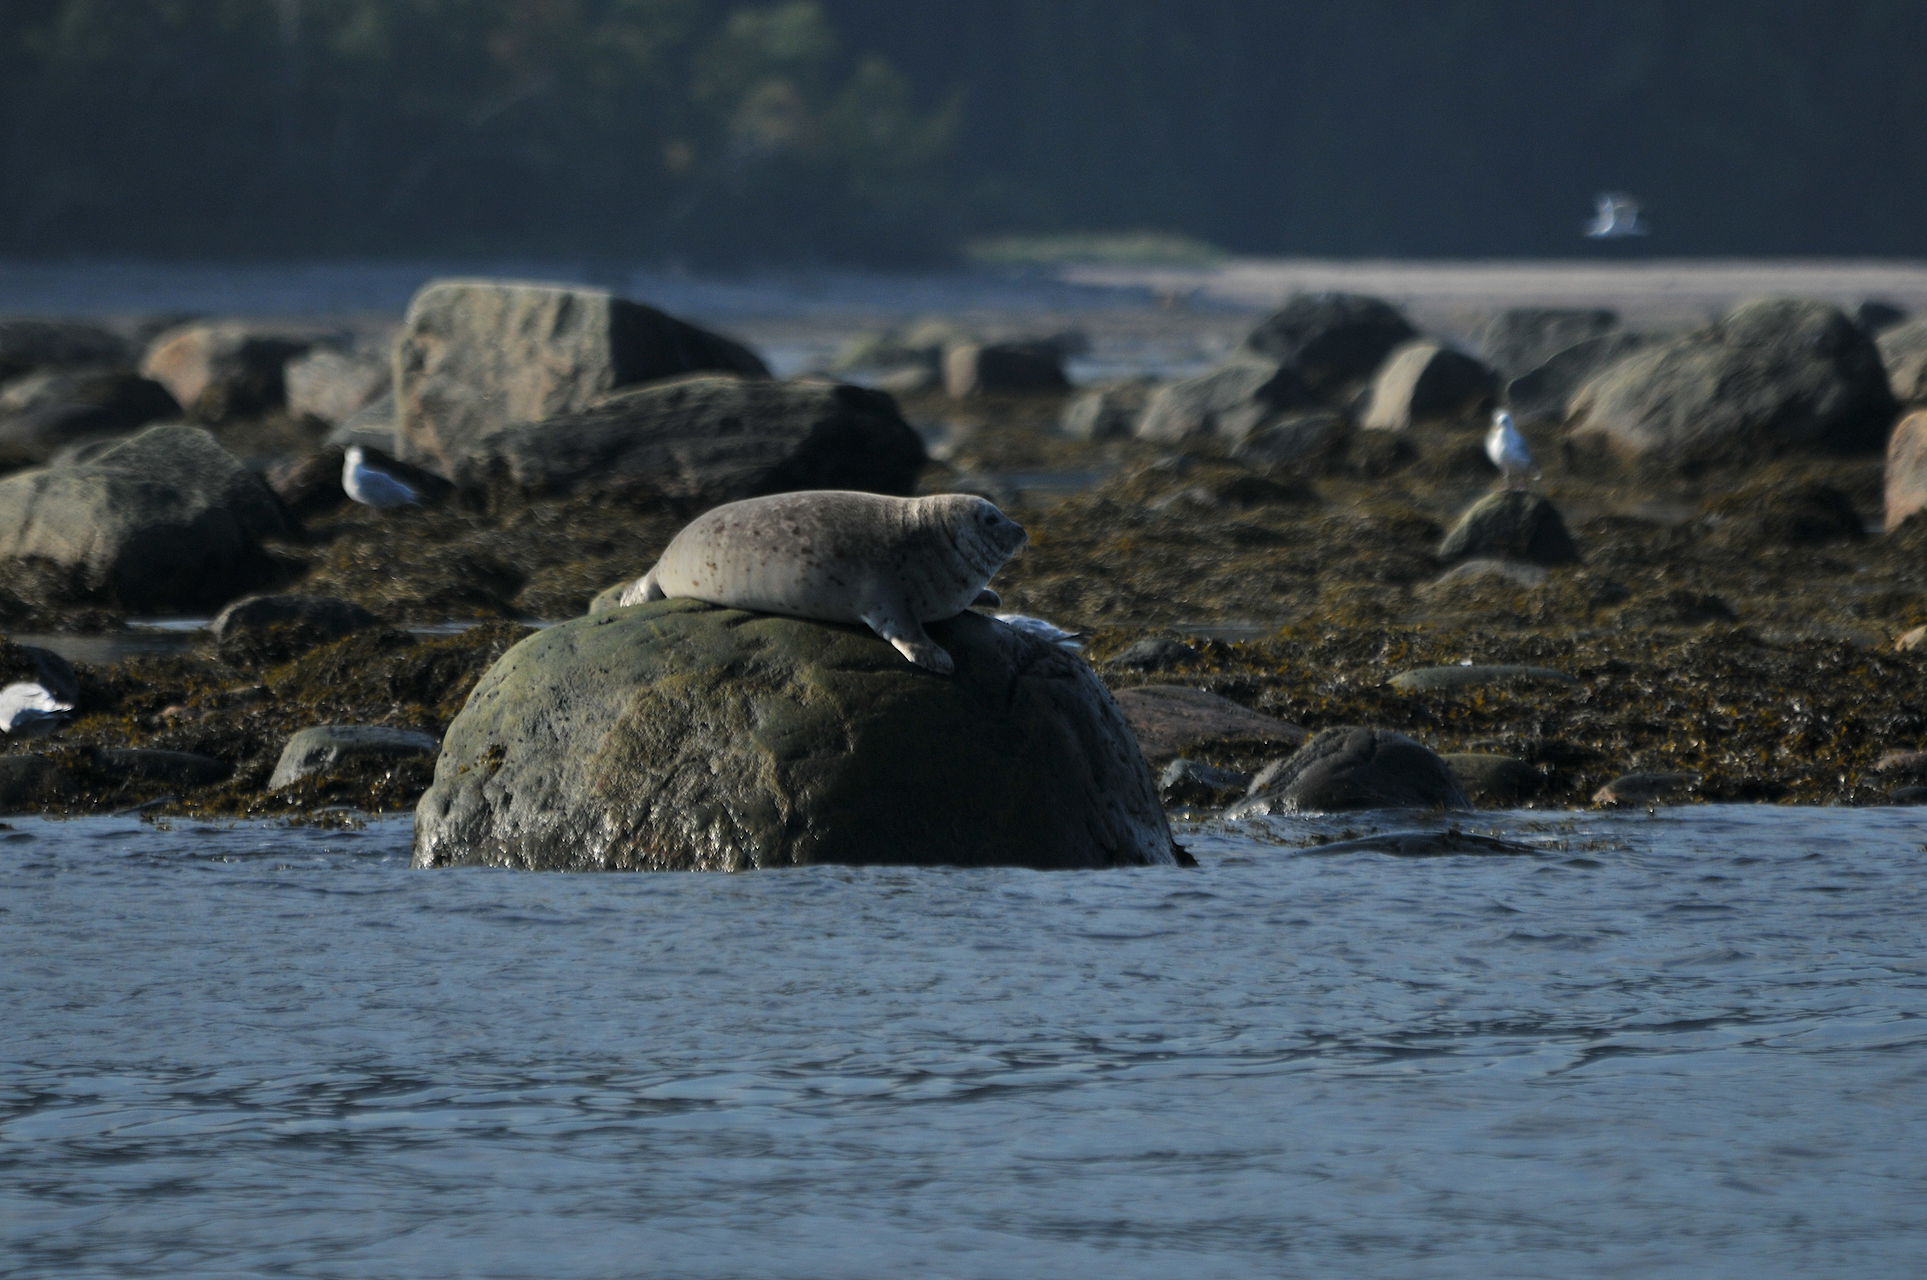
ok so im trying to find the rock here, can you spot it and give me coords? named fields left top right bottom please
left=1110, top=684, right=1305, bottom=765
left=1239, top=292, right=1418, bottom=398
left=1441, top=752, right=1545, bottom=804
left=1876, top=318, right=1927, bottom=405
left=1420, top=558, right=1551, bottom=597
left=269, top=725, right=441, bottom=790
left=1437, top=491, right=1580, bottom=565
left=0, top=754, right=75, bottom=812
left=284, top=345, right=392, bottom=425
left=1227, top=726, right=1469, bottom=815
left=1477, top=307, right=1621, bottom=378
left=1885, top=409, right=1927, bottom=529
left=211, top=593, right=382, bottom=663
left=1698, top=479, right=1866, bottom=547
left=138, top=321, right=319, bottom=420
left=412, top=599, right=1183, bottom=870
left=90, top=746, right=232, bottom=788
left=1303, top=829, right=1540, bottom=857
left=1856, top=300, right=1908, bottom=334
left=1135, top=358, right=1315, bottom=444
left=0, top=368, right=179, bottom=463
left=0, top=424, right=297, bottom=610
left=1060, top=379, right=1155, bottom=442
left=448, top=373, right=926, bottom=502
left=1388, top=665, right=1580, bottom=693
left=1107, top=635, right=1200, bottom=672
left=1359, top=340, right=1496, bottom=430
left=394, top=279, right=768, bottom=473
left=0, top=319, right=132, bottom=381
left=942, top=341, right=1069, bottom=396
left=1229, top=411, right=1352, bottom=471
left=1504, top=331, right=1648, bottom=422
left=828, top=320, right=969, bottom=375
left=1888, top=786, right=1927, bottom=805
left=263, top=448, right=350, bottom=517
left=1592, top=770, right=1699, bottom=806
left=1567, top=298, right=1897, bottom=468
left=1157, top=758, right=1252, bottom=807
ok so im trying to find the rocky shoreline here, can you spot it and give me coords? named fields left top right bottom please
left=4, top=276, right=1926, bottom=861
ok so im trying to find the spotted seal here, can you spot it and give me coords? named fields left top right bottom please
left=621, top=490, right=1027, bottom=674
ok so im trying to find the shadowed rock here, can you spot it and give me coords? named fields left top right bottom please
left=0, top=368, right=179, bottom=464
left=1477, top=307, right=1619, bottom=379
left=139, top=321, right=319, bottom=421
left=1438, top=491, right=1579, bottom=565
left=1360, top=340, right=1496, bottom=429
left=1239, top=292, right=1418, bottom=397
left=1503, top=331, right=1648, bottom=422
left=0, top=320, right=132, bottom=381
left=1110, top=684, right=1304, bottom=765
left=1136, top=358, right=1315, bottom=444
left=942, top=341, right=1068, bottom=396
left=1227, top=726, right=1469, bottom=816
left=414, top=599, right=1184, bottom=871
left=211, top=593, right=382, bottom=664
left=270, top=725, right=440, bottom=790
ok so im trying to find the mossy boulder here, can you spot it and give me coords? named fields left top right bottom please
left=413, top=598, right=1183, bottom=871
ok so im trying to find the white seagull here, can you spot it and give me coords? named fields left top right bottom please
left=1485, top=410, right=1539, bottom=490
left=342, top=445, right=424, bottom=509
left=1, top=681, right=75, bottom=738
left=1585, top=191, right=1649, bottom=239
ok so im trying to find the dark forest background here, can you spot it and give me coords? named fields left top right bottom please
left=5, top=0, right=1925, bottom=266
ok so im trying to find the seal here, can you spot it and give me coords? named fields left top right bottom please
left=620, top=489, right=1027, bottom=674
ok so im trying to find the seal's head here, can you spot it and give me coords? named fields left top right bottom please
left=923, top=493, right=1028, bottom=577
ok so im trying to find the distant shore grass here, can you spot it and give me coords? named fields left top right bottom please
left=963, top=230, right=1226, bottom=268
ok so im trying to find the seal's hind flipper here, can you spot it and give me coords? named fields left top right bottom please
left=618, top=568, right=666, bottom=608
left=861, top=602, right=954, bottom=674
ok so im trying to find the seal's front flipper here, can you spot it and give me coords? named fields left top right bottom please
left=862, top=602, right=954, bottom=674
left=973, top=588, right=1001, bottom=608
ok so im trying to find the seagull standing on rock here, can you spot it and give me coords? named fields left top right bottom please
left=342, top=445, right=424, bottom=509
left=1486, top=410, right=1539, bottom=490
left=1, top=681, right=74, bottom=739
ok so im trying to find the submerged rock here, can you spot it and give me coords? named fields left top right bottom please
left=394, top=278, right=768, bottom=473
left=413, top=599, right=1183, bottom=871
left=269, top=725, right=441, bottom=790
left=1227, top=726, right=1469, bottom=815
left=1157, top=758, right=1252, bottom=807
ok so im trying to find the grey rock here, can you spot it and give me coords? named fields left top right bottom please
left=324, top=390, right=400, bottom=451
left=284, top=345, right=391, bottom=425
left=1136, top=358, right=1315, bottom=444
left=1301, top=829, right=1540, bottom=857
left=1228, top=726, right=1469, bottom=815
left=0, top=424, right=297, bottom=610
left=1504, top=331, right=1649, bottom=422
left=0, top=319, right=132, bottom=380
left=1230, top=411, right=1352, bottom=470
left=1855, top=300, right=1907, bottom=335
left=395, top=279, right=768, bottom=473
left=270, top=725, right=441, bottom=790
left=211, top=593, right=382, bottom=663
left=1592, top=770, right=1700, bottom=806
left=413, top=599, right=1182, bottom=871
left=1239, top=292, right=1418, bottom=397
left=138, top=321, right=319, bottom=421
left=1477, top=307, right=1619, bottom=379
left=1441, top=752, right=1546, bottom=804
left=1420, top=558, right=1551, bottom=597
left=0, top=368, right=179, bottom=463
left=1359, top=340, right=1496, bottom=430
left=1157, top=758, right=1253, bottom=807
left=1438, top=491, right=1579, bottom=565
left=1885, top=409, right=1927, bottom=528
left=452, top=373, right=925, bottom=502
left=1879, top=318, right=1927, bottom=406
left=942, top=341, right=1069, bottom=396
left=1388, top=664, right=1579, bottom=693
left=1568, top=298, right=1897, bottom=468
left=1060, top=379, right=1155, bottom=442
left=1110, top=684, right=1304, bottom=766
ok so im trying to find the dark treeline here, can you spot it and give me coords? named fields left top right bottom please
left=5, top=0, right=1926, bottom=265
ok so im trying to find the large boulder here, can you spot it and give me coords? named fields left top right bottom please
left=1876, top=318, right=1927, bottom=405
left=449, top=373, right=926, bottom=502
left=0, top=319, right=132, bottom=381
left=138, top=321, right=318, bottom=421
left=394, top=279, right=768, bottom=473
left=413, top=599, right=1184, bottom=871
left=1504, top=331, right=1647, bottom=422
left=1359, top=340, right=1496, bottom=430
left=0, top=368, right=179, bottom=464
left=0, top=424, right=296, bottom=610
left=1567, top=298, right=1897, bottom=468
left=1136, top=358, right=1315, bottom=443
left=1477, top=307, right=1619, bottom=379
left=1239, top=292, right=1418, bottom=398
left=1885, top=409, right=1927, bottom=529
left=1226, top=726, right=1469, bottom=816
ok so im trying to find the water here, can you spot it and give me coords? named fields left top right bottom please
left=4, top=806, right=1923, bottom=1279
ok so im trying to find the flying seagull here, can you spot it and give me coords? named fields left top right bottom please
left=1, top=681, right=74, bottom=738
left=342, top=445, right=424, bottom=509
left=1485, top=410, right=1538, bottom=490
left=1585, top=191, right=1649, bottom=239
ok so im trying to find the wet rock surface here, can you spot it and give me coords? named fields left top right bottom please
left=1228, top=726, right=1470, bottom=815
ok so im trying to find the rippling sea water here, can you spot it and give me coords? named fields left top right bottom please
left=4, top=807, right=1923, bottom=1279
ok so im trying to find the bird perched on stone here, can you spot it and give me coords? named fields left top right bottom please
left=1485, top=409, right=1539, bottom=490
left=1, top=681, right=74, bottom=738
left=342, top=445, right=424, bottom=508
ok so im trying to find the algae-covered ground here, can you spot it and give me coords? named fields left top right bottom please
left=5, top=384, right=1926, bottom=817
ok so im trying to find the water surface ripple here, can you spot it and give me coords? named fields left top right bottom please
left=3, top=807, right=1923, bottom=1278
